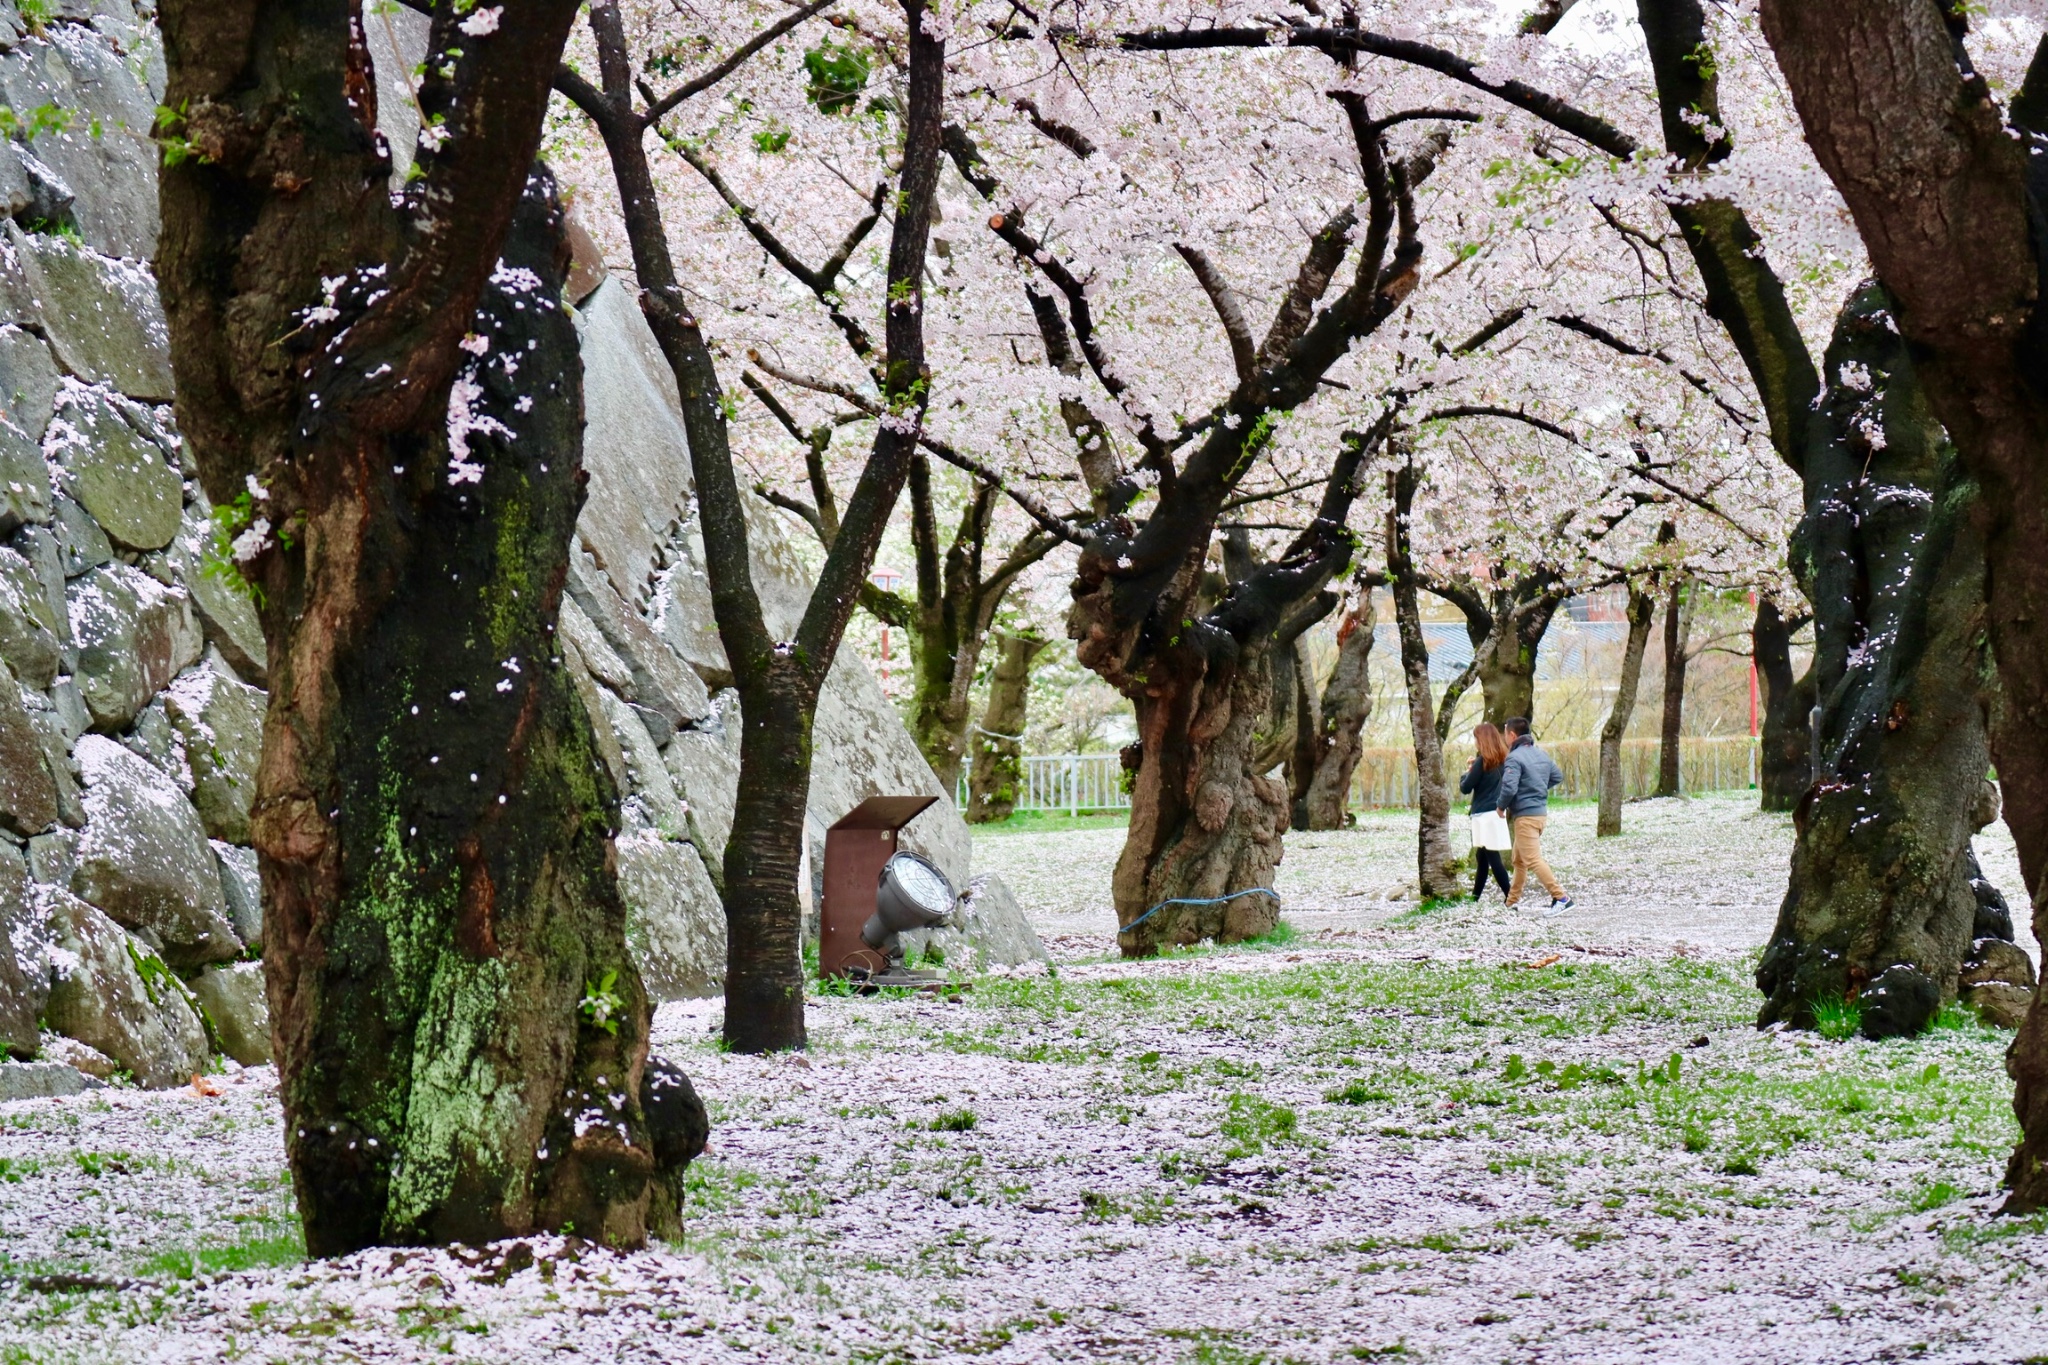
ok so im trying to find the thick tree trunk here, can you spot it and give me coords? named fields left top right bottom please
left=1754, top=284, right=1998, bottom=1038
left=1473, top=614, right=1539, bottom=727
left=966, top=633, right=1047, bottom=824
left=1302, top=593, right=1376, bottom=830
left=156, top=4, right=672, bottom=1255
left=1754, top=597, right=1814, bottom=813
left=1597, top=589, right=1656, bottom=837
left=1655, top=582, right=1692, bottom=797
left=1112, top=643, right=1288, bottom=956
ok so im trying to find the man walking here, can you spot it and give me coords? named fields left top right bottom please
left=1496, top=716, right=1572, bottom=915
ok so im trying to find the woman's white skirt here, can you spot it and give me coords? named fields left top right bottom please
left=1469, top=810, right=1513, bottom=852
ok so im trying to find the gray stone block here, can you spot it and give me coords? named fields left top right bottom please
left=49, top=493, right=109, bottom=576
left=168, top=507, right=265, bottom=686
left=162, top=657, right=261, bottom=844
left=0, top=1060, right=103, bottom=1100
left=46, top=380, right=180, bottom=549
left=565, top=548, right=710, bottom=728
left=42, top=887, right=208, bottom=1088
left=0, top=324, right=59, bottom=440
left=189, top=960, right=268, bottom=1066
left=0, top=840, right=43, bottom=1055
left=0, top=414, right=47, bottom=536
left=68, top=562, right=201, bottom=731
left=616, top=832, right=725, bottom=1002
left=0, top=25, right=161, bottom=260
left=0, top=658, right=59, bottom=835
left=26, top=825, right=73, bottom=884
left=0, top=544, right=59, bottom=687
left=8, top=225, right=171, bottom=399
left=70, top=733, right=238, bottom=966
left=210, top=840, right=259, bottom=949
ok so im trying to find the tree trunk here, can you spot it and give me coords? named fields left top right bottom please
left=1111, top=640, right=1289, bottom=956
left=1388, top=468, right=1462, bottom=901
left=566, top=0, right=945, bottom=1052
left=1754, top=283, right=1998, bottom=1038
left=1753, top=597, right=1814, bottom=812
left=966, top=633, right=1047, bottom=824
left=1655, top=582, right=1693, bottom=797
left=156, top=4, right=674, bottom=1255
left=1302, top=593, right=1376, bottom=830
left=1284, top=637, right=1321, bottom=829
left=1598, top=589, right=1656, bottom=836
left=1473, top=611, right=1539, bottom=727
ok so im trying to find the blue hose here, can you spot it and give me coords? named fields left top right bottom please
left=1120, top=887, right=1281, bottom=935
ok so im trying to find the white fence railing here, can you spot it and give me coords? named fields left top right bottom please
left=958, top=737, right=1762, bottom=816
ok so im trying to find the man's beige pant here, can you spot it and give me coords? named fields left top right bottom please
left=1508, top=814, right=1563, bottom=903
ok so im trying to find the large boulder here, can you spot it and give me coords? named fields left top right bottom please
left=167, top=507, right=266, bottom=685
left=45, top=380, right=180, bottom=550
left=0, top=658, right=60, bottom=835
left=0, top=544, right=60, bottom=687
left=42, top=888, right=208, bottom=1088
left=189, top=961, right=269, bottom=1066
left=7, top=226, right=172, bottom=399
left=70, top=734, right=239, bottom=966
left=49, top=491, right=111, bottom=576
left=0, top=841, right=45, bottom=1057
left=595, top=681, right=686, bottom=837
left=162, top=657, right=262, bottom=844
left=0, top=25, right=161, bottom=262
left=68, top=562, right=202, bottom=731
left=616, top=832, right=725, bottom=1001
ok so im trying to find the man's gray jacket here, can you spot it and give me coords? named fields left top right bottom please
left=1496, top=737, right=1563, bottom=818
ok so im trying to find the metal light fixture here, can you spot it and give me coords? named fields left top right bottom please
left=861, top=851, right=956, bottom=962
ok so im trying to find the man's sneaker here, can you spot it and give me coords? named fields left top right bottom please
left=1543, top=896, right=1574, bottom=918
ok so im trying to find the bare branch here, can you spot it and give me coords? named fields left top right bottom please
left=1174, top=244, right=1257, bottom=381
left=638, top=0, right=837, bottom=125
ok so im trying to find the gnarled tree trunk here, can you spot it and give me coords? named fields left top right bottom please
left=1598, top=588, right=1656, bottom=836
left=966, top=632, right=1047, bottom=823
left=157, top=0, right=673, bottom=1254
left=1754, top=596, right=1814, bottom=812
left=1111, top=636, right=1289, bottom=955
left=1284, top=637, right=1322, bottom=830
left=1755, top=283, right=1998, bottom=1038
left=1303, top=592, right=1376, bottom=829
left=1471, top=597, right=1559, bottom=727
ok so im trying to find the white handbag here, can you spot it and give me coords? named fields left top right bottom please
left=1469, top=810, right=1513, bottom=851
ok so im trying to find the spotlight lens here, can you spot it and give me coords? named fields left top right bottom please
left=886, top=853, right=953, bottom=914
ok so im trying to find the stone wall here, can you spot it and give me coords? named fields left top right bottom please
left=0, top=1, right=1037, bottom=1095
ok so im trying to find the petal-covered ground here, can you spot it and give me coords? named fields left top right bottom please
left=4, top=794, right=2046, bottom=1363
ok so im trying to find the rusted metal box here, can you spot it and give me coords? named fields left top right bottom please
left=819, top=795, right=937, bottom=978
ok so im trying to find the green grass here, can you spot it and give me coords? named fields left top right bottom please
left=139, top=1227, right=304, bottom=1281
left=1812, top=993, right=1863, bottom=1041
left=968, top=808, right=1131, bottom=835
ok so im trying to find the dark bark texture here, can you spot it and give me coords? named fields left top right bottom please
left=1754, top=284, right=1997, bottom=1038
left=157, top=2, right=670, bottom=1254
left=1753, top=598, right=1814, bottom=812
left=1598, top=589, right=1656, bottom=836
left=966, top=632, right=1048, bottom=823
left=1302, top=593, right=1376, bottom=830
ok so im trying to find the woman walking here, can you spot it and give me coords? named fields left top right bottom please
left=1460, top=723, right=1514, bottom=901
